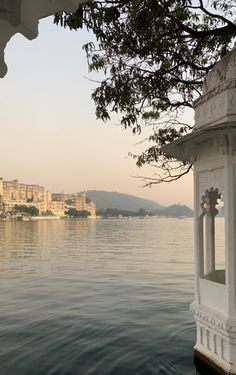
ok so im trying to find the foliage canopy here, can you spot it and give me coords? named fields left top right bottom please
left=14, top=205, right=39, bottom=217
left=66, top=208, right=91, bottom=217
left=55, top=0, right=236, bottom=184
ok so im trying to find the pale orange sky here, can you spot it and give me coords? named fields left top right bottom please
left=0, top=17, right=194, bottom=208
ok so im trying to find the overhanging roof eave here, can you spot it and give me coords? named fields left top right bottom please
left=161, top=124, right=236, bottom=162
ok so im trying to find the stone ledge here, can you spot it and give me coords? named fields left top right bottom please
left=191, top=303, right=236, bottom=334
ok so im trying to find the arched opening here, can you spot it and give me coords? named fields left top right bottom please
left=199, top=187, right=225, bottom=285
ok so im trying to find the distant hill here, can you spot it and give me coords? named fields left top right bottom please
left=157, top=204, right=193, bottom=217
left=82, top=190, right=165, bottom=212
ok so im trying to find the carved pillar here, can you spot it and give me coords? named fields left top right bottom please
left=205, top=215, right=215, bottom=274
left=200, top=188, right=221, bottom=277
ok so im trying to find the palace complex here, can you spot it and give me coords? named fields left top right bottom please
left=0, top=177, right=96, bottom=218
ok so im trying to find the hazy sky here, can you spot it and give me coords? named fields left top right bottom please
left=0, top=17, right=194, bottom=207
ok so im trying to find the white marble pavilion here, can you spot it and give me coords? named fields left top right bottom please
left=163, top=46, right=236, bottom=374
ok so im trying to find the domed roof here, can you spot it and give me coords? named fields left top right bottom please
left=203, top=45, right=236, bottom=95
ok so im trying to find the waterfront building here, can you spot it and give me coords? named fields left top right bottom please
left=52, top=192, right=96, bottom=218
left=51, top=193, right=67, bottom=202
left=0, top=177, right=96, bottom=218
left=67, top=194, right=96, bottom=217
left=3, top=179, right=44, bottom=202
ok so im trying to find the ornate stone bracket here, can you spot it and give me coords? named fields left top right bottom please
left=0, top=0, right=84, bottom=77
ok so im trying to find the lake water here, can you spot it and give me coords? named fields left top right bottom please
left=0, top=217, right=219, bottom=375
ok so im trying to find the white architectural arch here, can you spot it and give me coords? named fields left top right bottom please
left=0, top=0, right=84, bottom=78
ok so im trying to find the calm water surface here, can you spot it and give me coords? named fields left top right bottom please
left=0, top=218, right=201, bottom=374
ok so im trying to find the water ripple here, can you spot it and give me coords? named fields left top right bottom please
left=0, top=218, right=201, bottom=374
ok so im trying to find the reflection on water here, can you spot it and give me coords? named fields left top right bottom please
left=0, top=218, right=203, bottom=374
